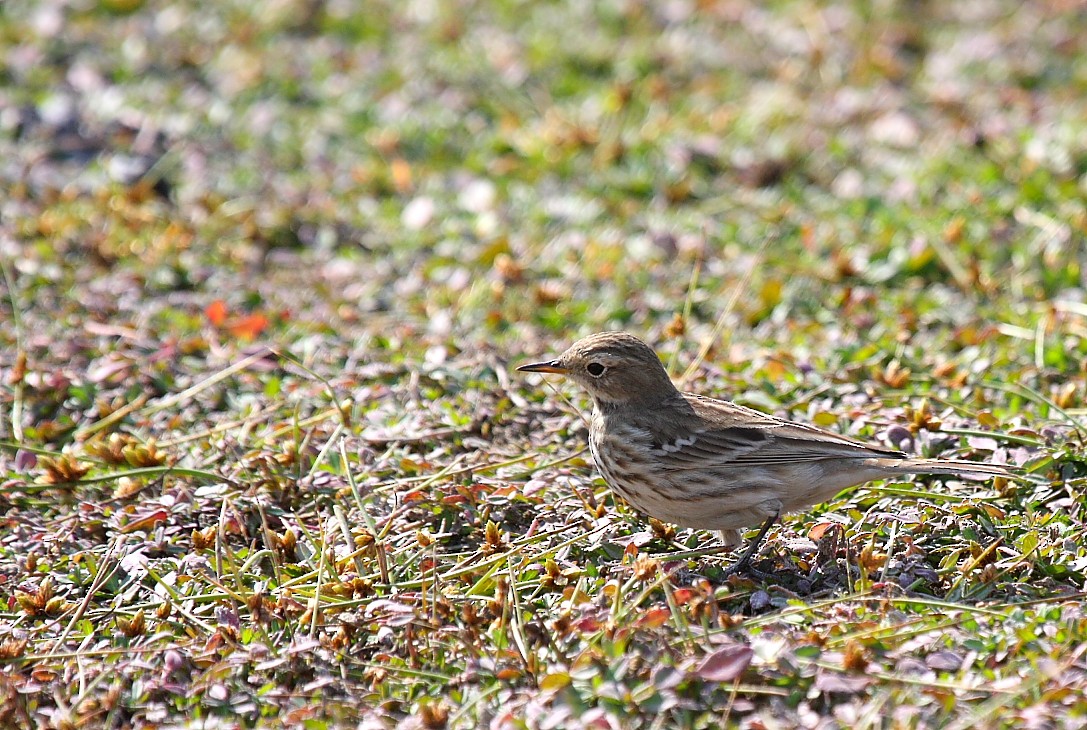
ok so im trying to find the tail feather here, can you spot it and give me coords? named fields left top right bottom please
left=879, top=458, right=1017, bottom=480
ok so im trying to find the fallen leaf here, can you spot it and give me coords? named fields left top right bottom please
left=814, top=670, right=871, bottom=693
left=672, top=588, right=696, bottom=604
left=695, top=644, right=753, bottom=682
left=205, top=300, right=228, bottom=326
left=539, top=672, right=571, bottom=692
left=749, top=590, right=771, bottom=611
left=228, top=313, right=269, bottom=340
left=119, top=509, right=169, bottom=534
left=926, top=650, right=964, bottom=671
left=638, top=607, right=671, bottom=628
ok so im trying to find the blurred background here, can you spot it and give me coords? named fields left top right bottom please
left=4, top=0, right=1084, bottom=377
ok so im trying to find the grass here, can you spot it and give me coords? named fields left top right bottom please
left=2, top=0, right=1087, bottom=727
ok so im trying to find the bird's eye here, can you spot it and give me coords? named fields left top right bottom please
left=586, top=362, right=606, bottom=377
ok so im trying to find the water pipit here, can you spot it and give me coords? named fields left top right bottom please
left=519, top=332, right=1013, bottom=575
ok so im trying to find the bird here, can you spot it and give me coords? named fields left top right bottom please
left=518, top=331, right=1015, bottom=575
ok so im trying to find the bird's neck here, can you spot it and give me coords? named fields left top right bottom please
left=592, top=385, right=681, bottom=414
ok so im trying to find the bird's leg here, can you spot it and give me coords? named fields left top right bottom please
left=720, top=514, right=779, bottom=579
left=653, top=514, right=779, bottom=572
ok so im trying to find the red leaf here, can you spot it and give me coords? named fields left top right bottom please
left=638, top=607, right=671, bottom=628
left=120, top=509, right=170, bottom=534
left=227, top=313, right=269, bottom=340
left=205, top=300, right=228, bottom=326
left=695, top=644, right=753, bottom=682
left=575, top=617, right=601, bottom=632
left=672, top=588, right=696, bottom=604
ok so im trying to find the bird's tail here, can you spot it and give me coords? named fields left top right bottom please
left=877, top=458, right=1017, bottom=480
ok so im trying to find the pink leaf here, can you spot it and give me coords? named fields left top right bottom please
left=695, top=644, right=753, bottom=682
left=15, top=450, right=36, bottom=472
left=814, top=670, right=871, bottom=693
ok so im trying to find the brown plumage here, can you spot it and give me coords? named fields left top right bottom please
left=519, top=331, right=1014, bottom=572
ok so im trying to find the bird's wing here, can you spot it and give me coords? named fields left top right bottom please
left=649, top=393, right=906, bottom=470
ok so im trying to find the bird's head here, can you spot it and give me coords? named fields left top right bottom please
left=518, top=331, right=679, bottom=408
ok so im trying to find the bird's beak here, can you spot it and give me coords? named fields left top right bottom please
left=517, top=360, right=569, bottom=374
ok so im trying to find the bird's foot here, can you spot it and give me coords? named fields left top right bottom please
left=719, top=556, right=775, bottom=581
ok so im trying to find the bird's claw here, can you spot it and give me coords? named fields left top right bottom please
left=719, top=557, right=775, bottom=581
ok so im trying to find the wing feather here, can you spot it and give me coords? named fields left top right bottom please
left=649, top=393, right=906, bottom=471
